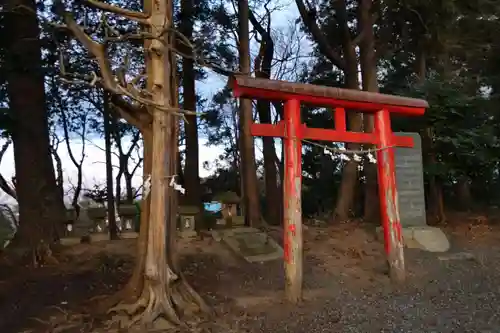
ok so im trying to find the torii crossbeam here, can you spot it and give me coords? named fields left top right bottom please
left=229, top=76, right=428, bottom=302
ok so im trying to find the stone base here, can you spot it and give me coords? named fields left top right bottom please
left=376, top=226, right=450, bottom=253
left=121, top=231, right=139, bottom=239
left=214, top=215, right=246, bottom=229
left=91, top=233, right=109, bottom=242
left=217, top=227, right=283, bottom=263
left=232, top=216, right=245, bottom=226
left=178, top=230, right=197, bottom=239
left=60, top=237, right=82, bottom=246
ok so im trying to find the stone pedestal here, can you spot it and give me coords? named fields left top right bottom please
left=376, top=226, right=450, bottom=252
left=215, top=227, right=283, bottom=262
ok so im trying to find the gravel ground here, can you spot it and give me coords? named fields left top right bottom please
left=234, top=230, right=500, bottom=333
left=4, top=222, right=500, bottom=333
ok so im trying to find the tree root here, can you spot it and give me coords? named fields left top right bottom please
left=95, top=282, right=140, bottom=314
left=108, top=276, right=212, bottom=330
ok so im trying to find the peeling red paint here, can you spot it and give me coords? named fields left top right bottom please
left=284, top=235, right=290, bottom=263
left=376, top=109, right=405, bottom=282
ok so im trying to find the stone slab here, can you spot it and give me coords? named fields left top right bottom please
left=394, top=132, right=427, bottom=227
left=438, top=252, right=475, bottom=261
left=121, top=231, right=139, bottom=239
left=376, top=226, right=450, bottom=252
left=91, top=233, right=109, bottom=242
left=232, top=216, right=245, bottom=226
left=60, top=237, right=82, bottom=246
left=218, top=227, right=283, bottom=263
left=178, top=230, right=197, bottom=239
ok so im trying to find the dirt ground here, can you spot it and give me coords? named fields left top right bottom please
left=2, top=213, right=500, bottom=333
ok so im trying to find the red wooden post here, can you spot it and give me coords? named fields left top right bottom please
left=334, top=107, right=346, bottom=132
left=283, top=99, right=303, bottom=302
left=375, top=109, right=405, bottom=282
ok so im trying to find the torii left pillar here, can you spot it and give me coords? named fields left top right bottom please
left=282, top=99, right=303, bottom=301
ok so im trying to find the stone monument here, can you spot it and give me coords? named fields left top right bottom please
left=392, top=132, right=449, bottom=252
left=394, top=132, right=427, bottom=227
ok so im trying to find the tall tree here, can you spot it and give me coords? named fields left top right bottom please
left=180, top=0, right=201, bottom=208
left=4, top=0, right=66, bottom=259
left=55, top=0, right=209, bottom=326
left=358, top=0, right=379, bottom=222
left=249, top=9, right=281, bottom=225
left=238, top=0, right=261, bottom=227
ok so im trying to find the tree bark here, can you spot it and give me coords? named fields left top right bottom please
left=238, top=0, right=262, bottom=227
left=104, top=91, right=119, bottom=240
left=124, top=172, right=134, bottom=203
left=456, top=175, right=473, bottom=210
left=250, top=11, right=281, bottom=225
left=358, top=0, right=379, bottom=223
left=5, top=0, right=66, bottom=257
left=415, top=45, right=446, bottom=222
left=180, top=0, right=201, bottom=208
left=105, top=0, right=208, bottom=326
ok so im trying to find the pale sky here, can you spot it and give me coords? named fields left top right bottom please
left=0, top=3, right=302, bottom=206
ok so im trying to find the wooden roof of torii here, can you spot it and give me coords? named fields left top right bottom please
left=229, top=76, right=428, bottom=115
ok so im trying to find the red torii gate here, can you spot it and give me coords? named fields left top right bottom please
left=229, top=76, right=428, bottom=302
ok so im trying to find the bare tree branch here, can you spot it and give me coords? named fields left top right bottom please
left=110, top=95, right=151, bottom=130
left=294, top=0, right=346, bottom=71
left=0, top=140, right=11, bottom=165
left=54, top=0, right=196, bottom=121
left=84, top=0, right=149, bottom=24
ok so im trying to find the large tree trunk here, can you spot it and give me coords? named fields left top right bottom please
left=106, top=0, right=208, bottom=327
left=456, top=175, right=473, bottom=210
left=359, top=0, right=380, bottom=223
left=415, top=45, right=446, bottom=222
left=180, top=0, right=201, bottom=208
left=124, top=172, right=134, bottom=203
left=104, top=91, right=119, bottom=240
left=5, top=0, right=66, bottom=259
left=250, top=11, right=281, bottom=225
left=238, top=0, right=262, bottom=227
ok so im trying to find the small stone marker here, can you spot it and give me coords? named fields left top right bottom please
left=218, top=227, right=283, bottom=263
left=177, top=205, right=198, bottom=238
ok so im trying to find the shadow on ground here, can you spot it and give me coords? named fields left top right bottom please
left=1, top=217, right=500, bottom=332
